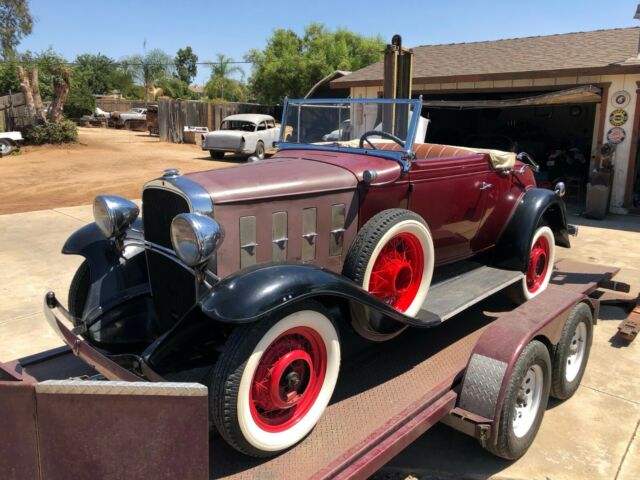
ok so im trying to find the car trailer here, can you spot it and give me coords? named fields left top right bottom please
left=0, top=259, right=634, bottom=480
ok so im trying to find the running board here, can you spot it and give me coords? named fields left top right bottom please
left=415, top=266, right=524, bottom=324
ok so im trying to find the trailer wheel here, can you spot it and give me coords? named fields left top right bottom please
left=486, top=340, right=551, bottom=460
left=209, top=150, right=225, bottom=159
left=343, top=209, right=434, bottom=341
left=509, top=224, right=556, bottom=304
left=550, top=303, right=593, bottom=400
left=211, top=301, right=340, bottom=457
left=68, top=260, right=90, bottom=319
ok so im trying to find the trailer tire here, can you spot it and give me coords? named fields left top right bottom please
left=68, top=259, right=90, bottom=319
left=211, top=300, right=340, bottom=457
left=550, top=302, right=593, bottom=400
left=508, top=223, right=556, bottom=304
left=486, top=340, right=551, bottom=460
left=343, top=209, right=434, bottom=341
left=209, top=150, right=225, bottom=159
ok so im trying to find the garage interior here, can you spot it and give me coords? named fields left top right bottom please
left=418, top=86, right=602, bottom=207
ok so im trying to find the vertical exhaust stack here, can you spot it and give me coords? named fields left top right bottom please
left=382, top=35, right=414, bottom=137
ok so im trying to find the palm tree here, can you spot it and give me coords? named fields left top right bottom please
left=122, top=48, right=174, bottom=101
left=208, top=53, right=243, bottom=100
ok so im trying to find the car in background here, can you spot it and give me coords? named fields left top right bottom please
left=0, top=131, right=23, bottom=157
left=110, top=108, right=147, bottom=129
left=201, top=113, right=279, bottom=160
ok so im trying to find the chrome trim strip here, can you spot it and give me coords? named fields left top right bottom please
left=302, top=207, right=317, bottom=262
left=240, top=216, right=258, bottom=268
left=272, top=211, right=288, bottom=261
left=329, top=204, right=346, bottom=257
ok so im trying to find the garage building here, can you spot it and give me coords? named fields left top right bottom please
left=332, top=27, right=640, bottom=214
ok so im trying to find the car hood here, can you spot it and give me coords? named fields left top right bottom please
left=186, top=155, right=359, bottom=204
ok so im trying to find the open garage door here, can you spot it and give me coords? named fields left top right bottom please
left=420, top=85, right=602, bottom=207
left=422, top=85, right=602, bottom=109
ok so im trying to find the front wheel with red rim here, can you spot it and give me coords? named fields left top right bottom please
left=211, top=301, right=340, bottom=457
left=509, top=225, right=556, bottom=304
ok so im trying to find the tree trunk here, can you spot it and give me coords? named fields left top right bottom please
left=47, top=66, right=71, bottom=124
left=29, top=67, right=46, bottom=123
left=17, top=66, right=37, bottom=121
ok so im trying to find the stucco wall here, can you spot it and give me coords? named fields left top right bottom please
left=351, top=74, right=639, bottom=211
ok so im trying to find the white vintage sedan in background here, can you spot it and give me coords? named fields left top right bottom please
left=201, top=113, right=280, bottom=160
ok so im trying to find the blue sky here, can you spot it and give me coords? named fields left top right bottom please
left=18, top=0, right=640, bottom=85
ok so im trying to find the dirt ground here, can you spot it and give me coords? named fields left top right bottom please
left=0, top=127, right=234, bottom=214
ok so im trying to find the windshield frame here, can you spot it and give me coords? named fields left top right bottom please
left=276, top=97, right=423, bottom=172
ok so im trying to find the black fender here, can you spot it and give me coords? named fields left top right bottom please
left=198, top=262, right=441, bottom=327
left=62, top=221, right=156, bottom=346
left=493, top=188, right=570, bottom=272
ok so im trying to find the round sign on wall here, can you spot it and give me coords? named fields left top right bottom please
left=611, top=90, right=631, bottom=108
left=609, top=109, right=628, bottom=126
left=607, top=126, right=626, bottom=144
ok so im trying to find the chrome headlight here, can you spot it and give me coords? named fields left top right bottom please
left=170, top=213, right=224, bottom=267
left=93, top=195, right=139, bottom=238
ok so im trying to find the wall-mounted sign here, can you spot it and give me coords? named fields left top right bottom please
left=607, top=126, right=626, bottom=144
left=611, top=90, right=631, bottom=108
left=609, top=109, right=628, bottom=126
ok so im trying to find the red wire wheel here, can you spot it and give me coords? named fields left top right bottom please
left=368, top=232, right=425, bottom=312
left=249, top=327, right=327, bottom=433
left=526, top=235, right=550, bottom=294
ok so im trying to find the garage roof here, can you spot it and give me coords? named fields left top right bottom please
left=333, top=27, right=640, bottom=88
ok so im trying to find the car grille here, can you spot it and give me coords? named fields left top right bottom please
left=142, top=187, right=194, bottom=328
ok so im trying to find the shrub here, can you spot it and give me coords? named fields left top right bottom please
left=22, top=120, right=78, bottom=145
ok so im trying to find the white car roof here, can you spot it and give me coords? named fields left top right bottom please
left=222, top=113, right=274, bottom=124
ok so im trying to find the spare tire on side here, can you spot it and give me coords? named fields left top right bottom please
left=343, top=209, right=434, bottom=341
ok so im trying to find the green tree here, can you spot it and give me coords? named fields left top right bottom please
left=156, top=76, right=197, bottom=99
left=0, top=60, right=20, bottom=94
left=245, top=23, right=384, bottom=103
left=174, top=46, right=198, bottom=85
left=73, top=53, right=120, bottom=94
left=122, top=48, right=174, bottom=100
left=64, top=68, right=95, bottom=119
left=205, top=53, right=245, bottom=101
left=0, top=0, right=33, bottom=60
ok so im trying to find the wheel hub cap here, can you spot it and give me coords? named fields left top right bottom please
left=250, top=327, right=327, bottom=432
left=526, top=236, right=550, bottom=293
left=368, top=233, right=424, bottom=312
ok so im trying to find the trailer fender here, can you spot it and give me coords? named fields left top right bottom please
left=457, top=290, right=594, bottom=446
left=198, top=262, right=441, bottom=327
left=493, top=188, right=570, bottom=272
left=62, top=221, right=150, bottom=328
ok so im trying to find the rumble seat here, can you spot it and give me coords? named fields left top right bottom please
left=373, top=142, right=516, bottom=169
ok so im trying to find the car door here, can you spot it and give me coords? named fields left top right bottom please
left=408, top=153, right=498, bottom=265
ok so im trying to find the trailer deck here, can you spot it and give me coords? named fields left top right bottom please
left=0, top=260, right=623, bottom=480
left=210, top=259, right=618, bottom=479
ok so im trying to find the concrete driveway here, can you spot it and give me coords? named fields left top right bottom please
left=0, top=205, right=638, bottom=479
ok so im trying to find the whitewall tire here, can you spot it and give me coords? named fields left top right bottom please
left=343, top=209, right=434, bottom=341
left=510, top=225, right=556, bottom=304
left=211, top=301, right=340, bottom=457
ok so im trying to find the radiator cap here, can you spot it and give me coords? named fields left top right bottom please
left=163, top=168, right=181, bottom=178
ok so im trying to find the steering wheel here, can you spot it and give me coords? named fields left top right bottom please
left=359, top=130, right=405, bottom=150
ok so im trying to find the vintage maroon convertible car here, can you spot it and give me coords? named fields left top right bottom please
left=44, top=98, right=571, bottom=456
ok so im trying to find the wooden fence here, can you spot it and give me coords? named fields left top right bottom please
left=95, top=98, right=148, bottom=113
left=158, top=99, right=282, bottom=143
left=0, top=92, right=32, bottom=131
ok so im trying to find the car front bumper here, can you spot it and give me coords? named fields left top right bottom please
left=43, top=291, right=145, bottom=382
